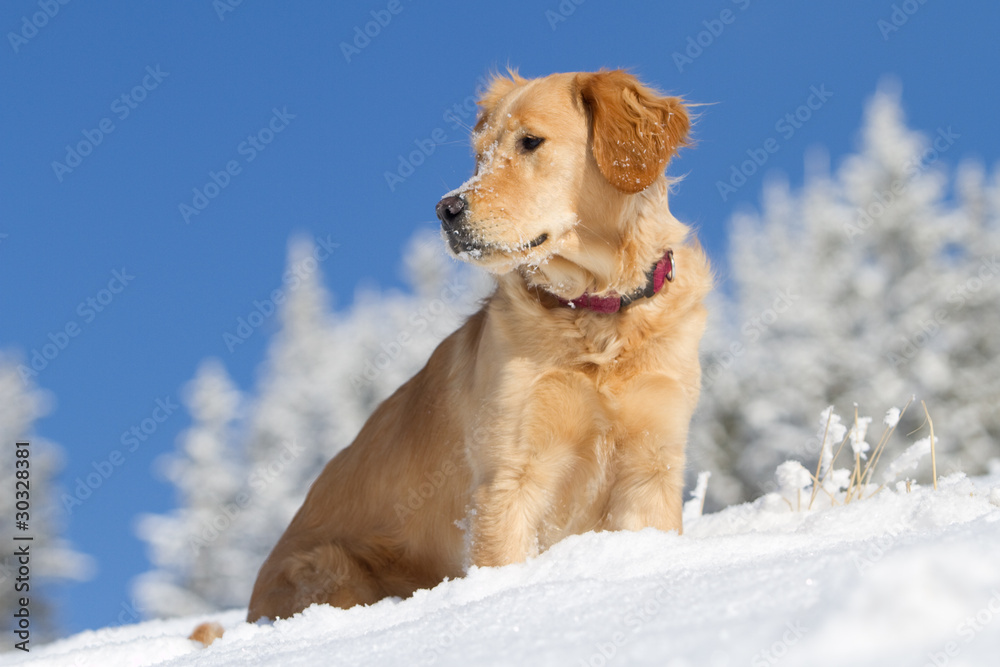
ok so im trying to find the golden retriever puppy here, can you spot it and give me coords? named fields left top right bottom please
left=246, top=69, right=711, bottom=623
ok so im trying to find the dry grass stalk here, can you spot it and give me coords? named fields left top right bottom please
left=807, top=409, right=835, bottom=510
left=846, top=452, right=862, bottom=504
left=811, top=429, right=852, bottom=508
left=807, top=399, right=920, bottom=509
left=845, top=407, right=864, bottom=504
left=922, top=400, right=938, bottom=491
left=861, top=397, right=914, bottom=492
left=776, top=400, right=938, bottom=513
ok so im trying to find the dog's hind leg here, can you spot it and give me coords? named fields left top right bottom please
left=247, top=541, right=383, bottom=622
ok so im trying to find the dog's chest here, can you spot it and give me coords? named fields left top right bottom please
left=572, top=315, right=628, bottom=364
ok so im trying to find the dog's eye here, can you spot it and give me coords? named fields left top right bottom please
left=520, top=135, right=545, bottom=152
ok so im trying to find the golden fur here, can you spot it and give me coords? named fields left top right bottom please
left=243, top=69, right=711, bottom=623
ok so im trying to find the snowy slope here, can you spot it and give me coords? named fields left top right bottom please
left=6, top=471, right=1000, bottom=667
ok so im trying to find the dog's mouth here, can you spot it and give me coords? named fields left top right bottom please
left=446, top=231, right=549, bottom=259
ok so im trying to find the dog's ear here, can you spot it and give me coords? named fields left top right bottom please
left=577, top=70, right=690, bottom=194
left=474, top=69, right=526, bottom=134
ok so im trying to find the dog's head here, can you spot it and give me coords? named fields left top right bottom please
left=436, top=69, right=690, bottom=295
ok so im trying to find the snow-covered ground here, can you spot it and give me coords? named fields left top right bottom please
left=5, top=469, right=1000, bottom=667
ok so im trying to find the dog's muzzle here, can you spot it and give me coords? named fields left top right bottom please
left=436, top=194, right=549, bottom=256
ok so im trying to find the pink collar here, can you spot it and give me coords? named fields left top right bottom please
left=558, top=249, right=674, bottom=314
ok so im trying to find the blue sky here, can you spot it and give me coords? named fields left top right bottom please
left=2, top=0, right=999, bottom=639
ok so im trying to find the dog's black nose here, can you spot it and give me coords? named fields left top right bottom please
left=436, top=195, right=467, bottom=231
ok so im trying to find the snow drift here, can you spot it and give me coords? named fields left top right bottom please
left=6, top=468, right=1000, bottom=667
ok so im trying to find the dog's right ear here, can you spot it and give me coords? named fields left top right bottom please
left=577, top=70, right=690, bottom=194
left=473, top=69, right=526, bottom=134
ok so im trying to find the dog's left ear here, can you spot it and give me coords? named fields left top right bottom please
left=577, top=70, right=690, bottom=194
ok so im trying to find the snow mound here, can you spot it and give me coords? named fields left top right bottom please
left=5, top=473, right=1000, bottom=667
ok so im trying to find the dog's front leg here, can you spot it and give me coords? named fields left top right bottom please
left=467, top=372, right=604, bottom=568
left=604, top=376, right=694, bottom=534
left=468, top=471, right=548, bottom=568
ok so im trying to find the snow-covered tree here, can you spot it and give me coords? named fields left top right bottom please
left=135, top=233, right=490, bottom=616
left=0, top=352, right=92, bottom=638
left=133, top=359, right=245, bottom=617
left=690, top=84, right=1000, bottom=506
